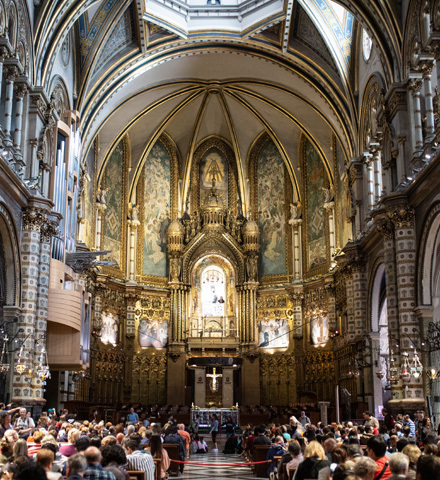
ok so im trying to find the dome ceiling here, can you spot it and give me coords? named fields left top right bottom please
left=66, top=0, right=362, bottom=213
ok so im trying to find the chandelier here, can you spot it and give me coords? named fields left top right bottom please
left=410, top=350, right=423, bottom=379
left=0, top=334, right=9, bottom=373
left=15, top=344, right=27, bottom=375
left=36, top=345, right=51, bottom=381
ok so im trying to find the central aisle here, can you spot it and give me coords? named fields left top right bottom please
left=171, top=436, right=269, bottom=479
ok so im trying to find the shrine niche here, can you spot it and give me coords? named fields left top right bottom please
left=138, top=318, right=169, bottom=348
left=310, top=313, right=329, bottom=346
left=100, top=311, right=119, bottom=346
left=189, top=255, right=237, bottom=338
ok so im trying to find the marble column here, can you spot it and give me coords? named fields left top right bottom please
left=0, top=48, right=8, bottom=117
left=290, top=219, right=302, bottom=280
left=3, top=66, right=17, bottom=145
left=422, top=60, right=435, bottom=140
left=374, top=214, right=402, bottom=399
left=95, top=203, right=107, bottom=252
left=127, top=218, right=140, bottom=283
left=324, top=202, right=335, bottom=258
left=13, top=207, right=46, bottom=405
left=365, top=156, right=375, bottom=210
left=409, top=78, right=424, bottom=153
left=318, top=401, right=330, bottom=426
left=32, top=221, right=57, bottom=402
left=388, top=206, right=424, bottom=406
left=13, top=84, right=27, bottom=150
left=372, top=150, right=382, bottom=203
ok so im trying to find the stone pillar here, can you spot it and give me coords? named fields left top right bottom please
left=374, top=213, right=402, bottom=399
left=372, top=150, right=382, bottom=202
left=409, top=78, right=424, bottom=153
left=324, top=202, right=335, bottom=258
left=95, top=203, right=107, bottom=251
left=223, top=367, right=234, bottom=407
left=318, top=401, right=330, bottom=426
left=13, top=207, right=46, bottom=405
left=0, top=48, right=8, bottom=113
left=32, top=221, right=57, bottom=402
left=3, top=67, right=17, bottom=144
left=388, top=205, right=424, bottom=407
left=344, top=266, right=355, bottom=342
left=127, top=218, right=140, bottom=283
left=194, top=367, right=206, bottom=407
left=422, top=60, right=435, bottom=140
left=13, top=84, right=27, bottom=150
left=365, top=156, right=374, bottom=210
left=290, top=219, right=302, bottom=280
left=352, top=261, right=367, bottom=339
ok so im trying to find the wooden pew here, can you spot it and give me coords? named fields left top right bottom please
left=253, top=444, right=270, bottom=478
left=127, top=472, right=145, bottom=480
left=163, top=443, right=180, bottom=476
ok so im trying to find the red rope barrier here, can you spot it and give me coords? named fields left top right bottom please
left=169, top=459, right=271, bottom=466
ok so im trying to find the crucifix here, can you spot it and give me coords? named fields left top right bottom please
left=206, top=367, right=222, bottom=391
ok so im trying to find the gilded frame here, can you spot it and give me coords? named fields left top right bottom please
left=248, top=132, right=293, bottom=285
left=136, top=132, right=180, bottom=287
left=299, top=134, right=330, bottom=279
left=190, top=136, right=238, bottom=216
left=100, top=135, right=129, bottom=279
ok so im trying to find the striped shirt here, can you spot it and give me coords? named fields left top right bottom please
left=127, top=450, right=155, bottom=480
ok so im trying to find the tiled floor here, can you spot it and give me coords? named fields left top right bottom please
left=170, top=437, right=269, bottom=480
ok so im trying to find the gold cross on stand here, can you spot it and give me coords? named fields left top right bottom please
left=206, top=367, right=222, bottom=391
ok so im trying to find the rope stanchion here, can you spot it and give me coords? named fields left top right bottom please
left=169, top=459, right=271, bottom=466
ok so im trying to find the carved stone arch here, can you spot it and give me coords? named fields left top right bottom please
left=190, top=136, right=239, bottom=217
left=0, top=202, right=21, bottom=307
left=418, top=201, right=440, bottom=305
left=432, top=0, right=440, bottom=33
left=48, top=75, right=71, bottom=118
left=359, top=75, right=386, bottom=152
left=181, top=231, right=246, bottom=285
left=402, top=0, right=422, bottom=74
left=7, top=1, right=18, bottom=49
left=0, top=0, right=5, bottom=36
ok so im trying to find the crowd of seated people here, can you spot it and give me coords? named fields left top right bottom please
left=0, top=403, right=439, bottom=480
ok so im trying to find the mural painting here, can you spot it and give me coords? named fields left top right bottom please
left=310, top=314, right=329, bottom=346
left=257, top=140, right=286, bottom=276
left=100, top=312, right=118, bottom=346
left=304, top=139, right=327, bottom=271
left=103, top=141, right=124, bottom=266
left=258, top=318, right=289, bottom=349
left=138, top=318, right=169, bottom=348
left=200, top=148, right=228, bottom=208
left=142, top=141, right=171, bottom=277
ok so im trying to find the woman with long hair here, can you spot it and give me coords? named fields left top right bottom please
left=294, top=441, right=330, bottom=480
left=0, top=414, right=13, bottom=440
left=150, top=434, right=170, bottom=480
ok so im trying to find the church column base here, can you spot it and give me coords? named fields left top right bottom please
left=167, top=353, right=186, bottom=405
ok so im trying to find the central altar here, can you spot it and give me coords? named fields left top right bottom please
left=191, top=408, right=239, bottom=427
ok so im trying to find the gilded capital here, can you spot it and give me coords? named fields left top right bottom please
left=388, top=207, right=415, bottom=229
left=374, top=215, right=394, bottom=240
left=408, top=79, right=423, bottom=94
left=22, top=208, right=47, bottom=232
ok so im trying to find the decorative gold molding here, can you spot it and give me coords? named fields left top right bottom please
left=100, top=135, right=129, bottom=279
left=136, top=133, right=180, bottom=287
left=300, top=134, right=330, bottom=278
left=190, top=136, right=238, bottom=217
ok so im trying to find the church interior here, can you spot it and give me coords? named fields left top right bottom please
left=1, top=0, right=440, bottom=424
